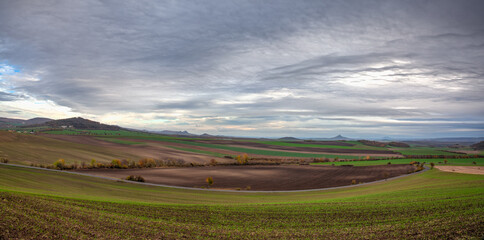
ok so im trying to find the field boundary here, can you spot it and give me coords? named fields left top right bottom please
left=0, top=162, right=428, bottom=193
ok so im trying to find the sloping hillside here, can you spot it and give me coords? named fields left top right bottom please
left=0, top=117, right=52, bottom=129
left=27, top=117, right=122, bottom=130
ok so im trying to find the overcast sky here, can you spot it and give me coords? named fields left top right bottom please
left=0, top=0, right=483, bottom=138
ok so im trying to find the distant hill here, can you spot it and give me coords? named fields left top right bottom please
left=388, top=142, right=410, bottom=148
left=358, top=140, right=387, bottom=147
left=152, top=130, right=197, bottom=136
left=0, top=117, right=52, bottom=129
left=471, top=141, right=484, bottom=150
left=27, top=117, right=122, bottom=130
left=278, top=137, right=300, bottom=141
left=329, top=135, right=352, bottom=140
left=310, top=135, right=353, bottom=141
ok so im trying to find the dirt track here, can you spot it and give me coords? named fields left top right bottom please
left=75, top=164, right=416, bottom=191
left=435, top=166, right=483, bottom=175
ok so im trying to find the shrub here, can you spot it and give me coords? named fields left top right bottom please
left=351, top=179, right=357, bottom=185
left=210, top=159, right=217, bottom=166
left=415, top=163, right=424, bottom=172
left=126, top=175, right=145, bottom=182
left=472, top=161, right=476, bottom=165
left=236, top=154, right=249, bottom=165
left=246, top=186, right=251, bottom=190
left=111, top=159, right=122, bottom=168
left=53, top=159, right=66, bottom=170
left=387, top=162, right=391, bottom=165
left=0, top=157, right=8, bottom=163
left=430, top=162, right=435, bottom=169
left=206, top=176, right=214, bottom=188
left=90, top=159, right=97, bottom=168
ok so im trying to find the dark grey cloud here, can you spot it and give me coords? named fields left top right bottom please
left=0, top=0, right=483, bottom=137
left=0, top=91, right=24, bottom=101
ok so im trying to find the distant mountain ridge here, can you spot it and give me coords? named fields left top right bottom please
left=0, top=117, right=52, bottom=129
left=27, top=117, right=122, bottom=130
left=153, top=130, right=197, bottom=136
left=310, top=135, right=353, bottom=141
left=279, top=137, right=300, bottom=141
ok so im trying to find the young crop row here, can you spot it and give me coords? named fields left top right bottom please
left=126, top=136, right=358, bottom=159
left=0, top=167, right=482, bottom=239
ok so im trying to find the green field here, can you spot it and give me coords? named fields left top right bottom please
left=0, top=132, right=142, bottom=165
left=0, top=164, right=482, bottom=239
left=312, top=158, right=484, bottom=166
left=253, top=140, right=383, bottom=150
left=42, top=129, right=473, bottom=158
left=119, top=135, right=357, bottom=159
left=389, top=147, right=463, bottom=156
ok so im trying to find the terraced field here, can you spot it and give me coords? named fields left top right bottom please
left=39, top=129, right=477, bottom=161
left=0, top=164, right=482, bottom=239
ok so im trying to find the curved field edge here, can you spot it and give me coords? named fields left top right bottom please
left=0, top=165, right=482, bottom=239
left=311, top=158, right=484, bottom=166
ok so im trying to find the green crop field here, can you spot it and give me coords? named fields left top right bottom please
left=0, top=132, right=142, bottom=165
left=253, top=140, right=384, bottom=150
left=42, top=130, right=472, bottom=158
left=312, top=158, right=484, bottom=166
left=390, top=147, right=461, bottom=156
left=0, top=164, right=482, bottom=239
left=122, top=136, right=357, bottom=159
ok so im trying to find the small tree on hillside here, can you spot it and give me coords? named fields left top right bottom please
left=242, top=153, right=249, bottom=164
left=206, top=176, right=214, bottom=188
left=111, top=159, right=121, bottom=168
left=90, top=159, right=97, bottom=168
left=53, top=158, right=66, bottom=170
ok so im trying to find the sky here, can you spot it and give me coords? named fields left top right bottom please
left=0, top=0, right=483, bottom=139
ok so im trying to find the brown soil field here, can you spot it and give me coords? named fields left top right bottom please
left=75, top=164, right=416, bottom=191
left=42, top=134, right=230, bottom=164
left=435, top=166, right=483, bottom=175
left=184, top=139, right=399, bottom=155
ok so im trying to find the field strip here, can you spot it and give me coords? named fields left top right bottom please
left=434, top=166, right=484, bottom=175
left=0, top=162, right=428, bottom=193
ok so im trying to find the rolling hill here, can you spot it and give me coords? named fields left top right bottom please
left=26, top=117, right=122, bottom=130
left=0, top=117, right=52, bottom=129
